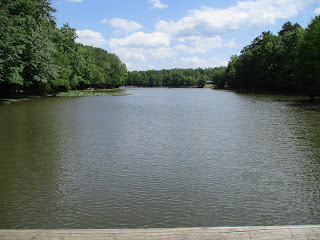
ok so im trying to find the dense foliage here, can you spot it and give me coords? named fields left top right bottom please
left=0, top=0, right=127, bottom=97
left=125, top=67, right=227, bottom=88
left=225, top=17, right=320, bottom=99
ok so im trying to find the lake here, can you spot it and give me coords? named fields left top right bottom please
left=0, top=88, right=320, bottom=229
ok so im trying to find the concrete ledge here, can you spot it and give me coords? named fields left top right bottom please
left=1, top=225, right=320, bottom=239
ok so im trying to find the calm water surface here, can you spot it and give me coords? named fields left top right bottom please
left=0, top=88, right=320, bottom=228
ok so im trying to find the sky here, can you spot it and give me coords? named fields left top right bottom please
left=52, top=0, right=320, bottom=71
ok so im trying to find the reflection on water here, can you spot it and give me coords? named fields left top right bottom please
left=0, top=89, right=319, bottom=228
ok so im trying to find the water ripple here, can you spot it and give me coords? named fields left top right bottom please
left=0, top=89, right=320, bottom=228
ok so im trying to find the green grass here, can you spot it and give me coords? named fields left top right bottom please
left=0, top=90, right=128, bottom=105
left=56, top=90, right=128, bottom=97
left=0, top=96, right=43, bottom=105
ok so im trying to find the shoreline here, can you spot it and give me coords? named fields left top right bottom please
left=0, top=94, right=55, bottom=105
left=0, top=89, right=124, bottom=105
left=1, top=88, right=318, bottom=105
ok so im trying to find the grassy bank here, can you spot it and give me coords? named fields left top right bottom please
left=0, top=95, right=47, bottom=105
left=56, top=89, right=128, bottom=97
left=0, top=89, right=128, bottom=105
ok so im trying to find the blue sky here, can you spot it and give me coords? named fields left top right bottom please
left=52, top=0, right=320, bottom=71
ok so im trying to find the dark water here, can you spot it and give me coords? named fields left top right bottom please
left=0, top=88, right=320, bottom=229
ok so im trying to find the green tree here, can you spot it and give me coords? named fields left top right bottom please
left=276, top=22, right=303, bottom=91
left=296, top=16, right=320, bottom=100
left=252, top=31, right=282, bottom=90
left=127, top=71, right=141, bottom=86
left=52, top=23, right=79, bottom=91
left=197, top=75, right=206, bottom=88
left=0, top=2, right=25, bottom=96
left=212, top=67, right=227, bottom=88
left=234, top=47, right=256, bottom=90
left=225, top=55, right=238, bottom=88
left=22, top=20, right=57, bottom=93
left=0, top=0, right=57, bottom=96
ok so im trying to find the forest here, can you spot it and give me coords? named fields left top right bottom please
left=0, top=0, right=127, bottom=97
left=0, top=0, right=319, bottom=100
left=226, top=18, right=320, bottom=100
left=125, top=67, right=227, bottom=88
left=126, top=17, right=320, bottom=100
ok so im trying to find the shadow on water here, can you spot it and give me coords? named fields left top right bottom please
left=240, top=92, right=320, bottom=112
left=289, top=99, right=320, bottom=112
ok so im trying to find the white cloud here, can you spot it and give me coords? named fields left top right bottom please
left=126, top=61, right=155, bottom=71
left=108, top=18, right=143, bottom=33
left=76, top=30, right=107, bottom=47
left=120, top=50, right=147, bottom=62
left=103, top=0, right=314, bottom=71
left=315, top=7, right=320, bottom=14
left=114, top=47, right=175, bottom=61
left=107, top=31, right=236, bottom=70
left=150, top=47, right=176, bottom=60
left=108, top=32, right=175, bottom=71
left=156, top=0, right=313, bottom=38
left=177, top=56, right=229, bottom=69
left=109, top=46, right=176, bottom=70
left=100, top=19, right=108, bottom=24
left=109, top=32, right=170, bottom=48
left=179, top=56, right=208, bottom=68
left=66, top=0, right=83, bottom=2
left=174, top=44, right=199, bottom=54
left=148, top=0, right=168, bottom=9
left=175, top=36, right=236, bottom=54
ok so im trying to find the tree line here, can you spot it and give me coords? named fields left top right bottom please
left=125, top=67, right=227, bottom=88
left=225, top=17, right=320, bottom=100
left=0, top=0, right=127, bottom=97
left=125, top=16, right=320, bottom=100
